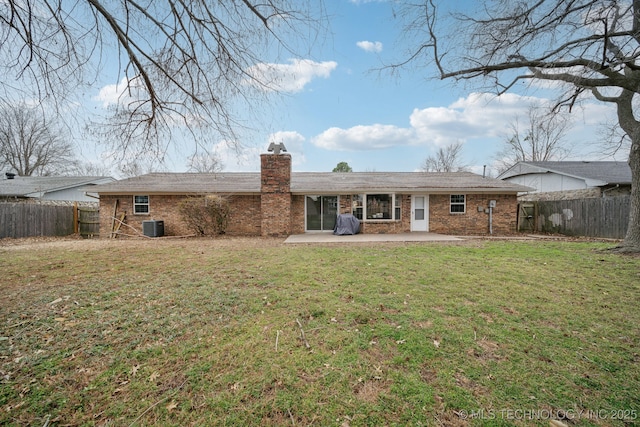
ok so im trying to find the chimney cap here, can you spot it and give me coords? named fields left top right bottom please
left=267, top=142, right=287, bottom=154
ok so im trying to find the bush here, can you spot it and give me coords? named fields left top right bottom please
left=178, top=195, right=230, bottom=236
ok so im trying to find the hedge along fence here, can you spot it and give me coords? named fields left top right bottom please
left=533, top=195, right=630, bottom=239
left=0, top=202, right=100, bottom=239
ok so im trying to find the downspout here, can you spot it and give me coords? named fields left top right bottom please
left=488, top=200, right=496, bottom=235
left=489, top=205, right=493, bottom=235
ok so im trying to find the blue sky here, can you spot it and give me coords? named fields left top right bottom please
left=84, top=0, right=622, bottom=177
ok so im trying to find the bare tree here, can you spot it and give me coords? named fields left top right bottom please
left=394, top=0, right=640, bottom=252
left=118, top=159, right=166, bottom=178
left=69, top=161, right=113, bottom=177
left=0, top=1, right=325, bottom=158
left=495, top=105, right=573, bottom=173
left=421, top=141, right=468, bottom=172
left=187, top=151, right=224, bottom=173
left=0, top=104, right=76, bottom=176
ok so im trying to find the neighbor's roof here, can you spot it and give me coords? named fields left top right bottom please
left=497, top=161, right=631, bottom=186
left=0, top=175, right=115, bottom=198
left=92, top=171, right=532, bottom=195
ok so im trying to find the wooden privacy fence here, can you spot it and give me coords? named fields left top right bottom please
left=0, top=203, right=99, bottom=239
left=519, top=195, right=630, bottom=239
left=77, top=205, right=100, bottom=237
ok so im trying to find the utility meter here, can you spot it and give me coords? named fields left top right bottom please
left=489, top=200, right=497, bottom=208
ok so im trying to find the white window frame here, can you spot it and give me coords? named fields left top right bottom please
left=133, top=195, right=150, bottom=215
left=352, top=193, right=400, bottom=221
left=352, top=194, right=364, bottom=220
left=450, top=194, right=466, bottom=214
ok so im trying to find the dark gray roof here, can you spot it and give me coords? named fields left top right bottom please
left=291, top=172, right=530, bottom=193
left=497, top=161, right=631, bottom=185
left=0, top=176, right=115, bottom=197
left=93, top=171, right=531, bottom=195
left=92, top=173, right=261, bottom=194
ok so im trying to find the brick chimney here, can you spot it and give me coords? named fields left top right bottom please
left=260, top=153, right=292, bottom=236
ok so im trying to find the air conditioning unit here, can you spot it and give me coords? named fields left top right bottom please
left=142, top=220, right=164, bottom=237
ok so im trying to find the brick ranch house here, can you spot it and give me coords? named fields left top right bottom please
left=93, top=152, right=531, bottom=238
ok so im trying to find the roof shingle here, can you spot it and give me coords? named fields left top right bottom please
left=92, top=171, right=531, bottom=194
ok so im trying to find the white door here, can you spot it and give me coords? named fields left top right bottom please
left=411, top=195, right=429, bottom=231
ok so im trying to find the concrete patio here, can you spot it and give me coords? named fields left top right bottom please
left=284, top=232, right=463, bottom=243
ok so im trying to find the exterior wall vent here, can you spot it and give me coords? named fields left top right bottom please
left=142, top=220, right=164, bottom=237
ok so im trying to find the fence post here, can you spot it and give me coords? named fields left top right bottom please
left=73, top=202, right=79, bottom=234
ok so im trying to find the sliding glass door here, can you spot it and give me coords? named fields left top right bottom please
left=305, top=196, right=338, bottom=231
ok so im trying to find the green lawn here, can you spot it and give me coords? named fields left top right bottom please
left=1, top=238, right=639, bottom=426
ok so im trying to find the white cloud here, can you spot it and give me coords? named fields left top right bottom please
left=94, top=76, right=146, bottom=108
left=412, top=92, right=534, bottom=141
left=268, top=130, right=307, bottom=166
left=578, top=101, right=616, bottom=126
left=312, top=124, right=415, bottom=151
left=268, top=130, right=304, bottom=152
left=311, top=92, right=538, bottom=151
left=245, top=59, right=337, bottom=93
left=210, top=131, right=307, bottom=171
left=356, top=40, right=383, bottom=53
left=211, top=142, right=262, bottom=172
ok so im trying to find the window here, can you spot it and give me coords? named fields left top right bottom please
left=352, top=194, right=363, bottom=220
left=134, top=195, right=150, bottom=214
left=306, top=195, right=338, bottom=231
left=450, top=194, right=465, bottom=213
left=367, top=194, right=392, bottom=219
left=352, top=194, right=399, bottom=220
left=395, top=195, right=402, bottom=219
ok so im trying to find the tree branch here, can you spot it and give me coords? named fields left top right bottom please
left=86, top=0, right=159, bottom=120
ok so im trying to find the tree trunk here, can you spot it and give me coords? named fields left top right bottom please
left=622, top=136, right=640, bottom=251
left=608, top=88, right=640, bottom=252
left=616, top=90, right=640, bottom=252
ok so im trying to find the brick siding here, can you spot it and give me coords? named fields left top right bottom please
left=428, top=194, right=518, bottom=235
left=291, top=195, right=306, bottom=235
left=99, top=194, right=261, bottom=237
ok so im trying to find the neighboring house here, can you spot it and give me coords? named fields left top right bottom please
left=92, top=152, right=531, bottom=237
left=497, top=161, right=631, bottom=200
left=0, top=174, right=115, bottom=203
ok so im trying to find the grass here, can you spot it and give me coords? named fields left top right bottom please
left=1, top=237, right=639, bottom=426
